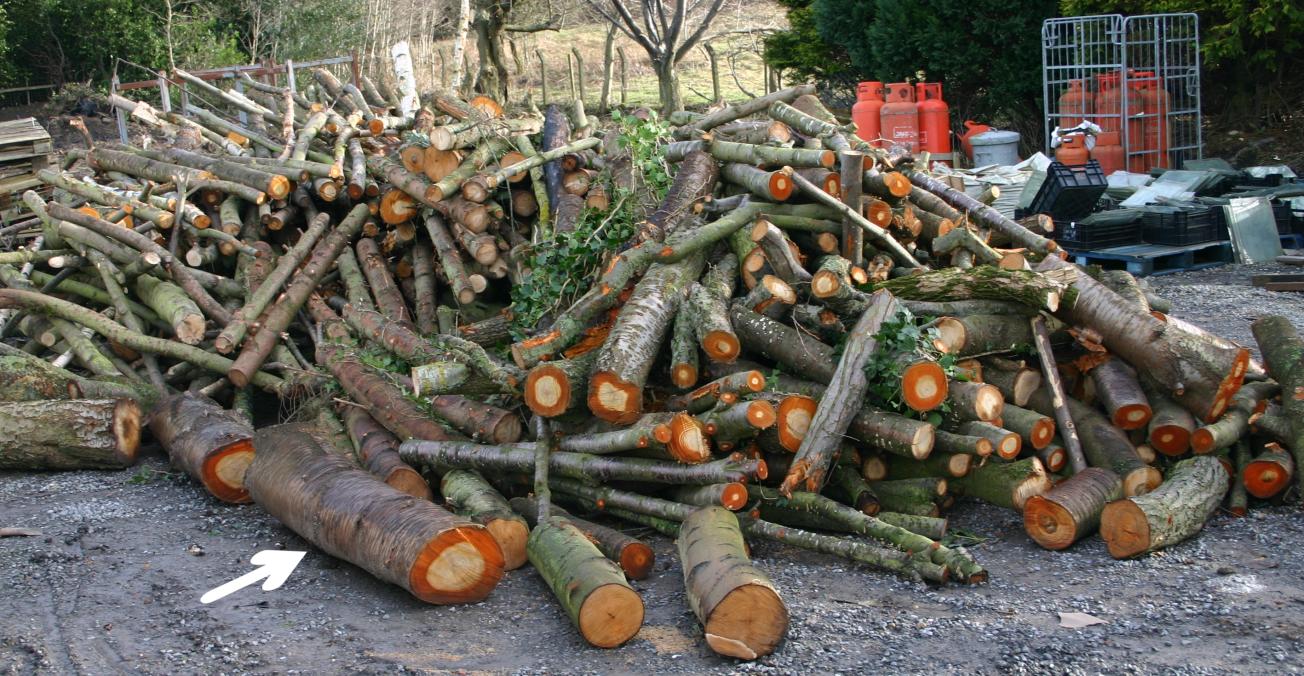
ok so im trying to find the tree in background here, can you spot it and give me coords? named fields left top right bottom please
left=761, top=0, right=849, bottom=86
left=588, top=0, right=728, bottom=115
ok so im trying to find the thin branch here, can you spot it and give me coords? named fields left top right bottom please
left=673, top=0, right=727, bottom=63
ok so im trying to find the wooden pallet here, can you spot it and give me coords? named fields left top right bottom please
left=0, top=118, right=52, bottom=160
left=1066, top=240, right=1234, bottom=276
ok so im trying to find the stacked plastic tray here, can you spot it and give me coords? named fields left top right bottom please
left=1027, top=160, right=1108, bottom=223
left=1141, top=206, right=1221, bottom=246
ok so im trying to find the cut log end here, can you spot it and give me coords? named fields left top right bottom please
left=776, top=396, right=817, bottom=452
left=769, top=173, right=793, bottom=201
left=526, top=368, right=571, bottom=417
left=668, top=413, right=712, bottom=464
left=620, top=544, right=656, bottom=581
left=719, top=482, right=750, bottom=510
left=1244, top=454, right=1292, bottom=499
left=703, top=330, right=741, bottom=362
left=933, top=317, right=964, bottom=354
left=883, top=171, right=912, bottom=198
left=1113, top=404, right=1153, bottom=430
left=113, top=398, right=143, bottom=466
left=746, top=400, right=777, bottom=429
left=809, top=270, right=841, bottom=299
left=579, top=583, right=645, bottom=648
left=267, top=175, right=291, bottom=200
left=408, top=526, right=506, bottom=604
left=903, top=361, right=947, bottom=412
left=1150, top=425, right=1191, bottom=456
left=1206, top=349, right=1252, bottom=423
left=972, top=384, right=1004, bottom=421
left=704, top=584, right=789, bottom=660
left=1030, top=418, right=1055, bottom=449
left=1040, top=446, right=1067, bottom=473
left=383, top=466, right=434, bottom=500
left=1123, top=467, right=1164, bottom=497
left=588, top=373, right=643, bottom=425
left=672, top=364, right=699, bottom=390
left=175, top=314, right=207, bottom=346
left=485, top=518, right=530, bottom=571
left=995, top=431, right=1022, bottom=460
left=1099, top=499, right=1149, bottom=558
left=201, top=438, right=255, bottom=503
left=1022, top=495, right=1078, bottom=551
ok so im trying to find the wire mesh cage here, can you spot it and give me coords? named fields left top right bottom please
left=1042, top=13, right=1202, bottom=172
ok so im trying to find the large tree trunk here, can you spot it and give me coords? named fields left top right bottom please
left=1099, top=456, right=1228, bottom=559
left=1023, top=467, right=1122, bottom=550
left=472, top=5, right=511, bottom=102
left=247, top=424, right=504, bottom=604
left=654, top=57, right=684, bottom=117
left=150, top=393, right=255, bottom=503
left=0, top=399, right=141, bottom=470
left=678, top=506, right=788, bottom=660
left=1038, top=256, right=1250, bottom=423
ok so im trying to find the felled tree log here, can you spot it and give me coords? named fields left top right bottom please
left=933, top=429, right=993, bottom=457
left=945, top=381, right=1004, bottom=422
left=670, top=308, right=699, bottom=388
left=869, top=477, right=945, bottom=516
left=999, top=404, right=1056, bottom=450
left=1090, top=357, right=1152, bottom=430
left=1026, top=387, right=1160, bottom=497
left=664, top=370, right=766, bottom=414
left=1100, top=456, right=1228, bottom=559
left=1190, top=381, right=1278, bottom=454
left=541, top=104, right=571, bottom=216
left=399, top=439, right=765, bottom=485
left=339, top=406, right=432, bottom=499
left=885, top=452, right=972, bottom=479
left=557, top=412, right=710, bottom=464
left=686, top=255, right=739, bottom=362
left=710, top=139, right=833, bottom=169
left=678, top=506, right=789, bottom=660
left=356, top=237, right=415, bottom=330
left=317, top=343, right=458, bottom=442
left=426, top=395, right=522, bottom=444
left=789, top=171, right=919, bottom=268
left=782, top=290, right=897, bottom=495
left=527, top=515, right=645, bottom=648
left=953, top=457, right=1052, bottom=510
left=640, top=151, right=719, bottom=242
left=247, top=424, right=504, bottom=604
left=440, top=469, right=528, bottom=570
left=824, top=460, right=881, bottom=515
left=511, top=496, right=654, bottom=580
left=979, top=361, right=1041, bottom=409
left=730, top=304, right=834, bottom=381
left=1244, top=443, right=1294, bottom=499
left=671, top=483, right=752, bottom=510
left=134, top=275, right=204, bottom=345
left=1039, top=256, right=1249, bottom=423
left=149, top=393, right=254, bottom=503
left=1023, top=467, right=1122, bottom=550
left=672, top=84, right=815, bottom=140
left=904, top=170, right=1054, bottom=254
left=229, top=205, right=368, bottom=387
left=877, top=266, right=1071, bottom=312
left=589, top=253, right=706, bottom=423
left=0, top=399, right=141, bottom=470
left=524, top=351, right=600, bottom=418
left=699, top=400, right=775, bottom=448
left=932, top=314, right=1033, bottom=357
left=740, top=275, right=797, bottom=320
left=954, top=421, right=1021, bottom=460
left=1143, top=381, right=1196, bottom=456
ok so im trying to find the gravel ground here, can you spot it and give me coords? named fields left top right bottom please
left=2, top=262, right=1304, bottom=675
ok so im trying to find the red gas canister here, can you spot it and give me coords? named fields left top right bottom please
left=1122, top=79, right=1148, bottom=172
left=1133, top=73, right=1170, bottom=169
left=1093, top=131, right=1125, bottom=175
left=1095, top=73, right=1121, bottom=133
left=959, top=120, right=992, bottom=160
left=879, top=83, right=918, bottom=152
left=916, top=82, right=952, bottom=164
left=1058, top=78, right=1093, bottom=126
left=1055, top=134, right=1090, bottom=165
left=852, top=81, right=885, bottom=146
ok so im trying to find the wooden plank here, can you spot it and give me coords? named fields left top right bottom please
left=1263, top=282, right=1304, bottom=292
left=1252, top=273, right=1304, bottom=287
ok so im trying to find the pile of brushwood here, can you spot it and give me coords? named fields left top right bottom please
left=1, top=76, right=1302, bottom=660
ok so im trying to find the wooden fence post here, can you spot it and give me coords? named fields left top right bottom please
left=572, top=47, right=586, bottom=106
left=617, top=47, right=628, bottom=106
left=537, top=50, right=548, bottom=104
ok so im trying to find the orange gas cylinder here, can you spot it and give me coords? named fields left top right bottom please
left=1058, top=79, right=1093, bottom=126
left=1055, top=134, right=1090, bottom=165
left=852, top=81, right=885, bottom=146
left=1134, top=74, right=1170, bottom=169
left=915, top=82, right=952, bottom=163
left=1095, top=73, right=1122, bottom=133
left=879, top=83, right=918, bottom=152
left=959, top=120, right=992, bottom=160
left=1093, top=131, right=1125, bottom=175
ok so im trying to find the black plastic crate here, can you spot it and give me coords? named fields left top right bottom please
left=1141, top=206, right=1221, bottom=246
left=1057, top=218, right=1142, bottom=250
left=1028, top=160, right=1108, bottom=223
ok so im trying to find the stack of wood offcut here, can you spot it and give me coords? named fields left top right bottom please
left=1, top=76, right=1301, bottom=661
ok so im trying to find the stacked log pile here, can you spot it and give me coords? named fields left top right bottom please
left=0, top=79, right=1300, bottom=658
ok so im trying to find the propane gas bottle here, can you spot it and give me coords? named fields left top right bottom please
left=916, top=82, right=952, bottom=163
left=851, top=81, right=885, bottom=146
left=879, top=83, right=918, bottom=152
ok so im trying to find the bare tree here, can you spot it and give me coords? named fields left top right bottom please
left=469, top=0, right=560, bottom=103
left=450, top=0, right=471, bottom=93
left=587, top=0, right=727, bottom=114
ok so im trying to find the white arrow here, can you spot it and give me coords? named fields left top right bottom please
left=200, top=550, right=305, bottom=604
